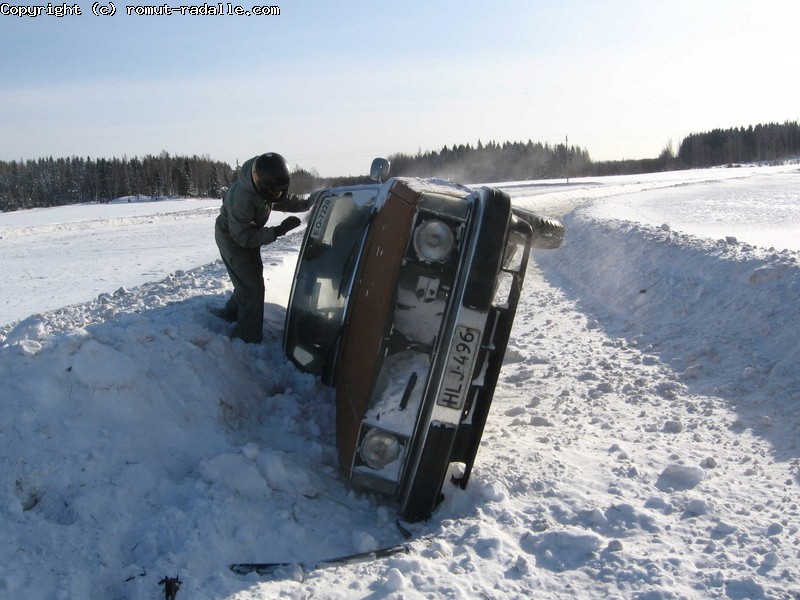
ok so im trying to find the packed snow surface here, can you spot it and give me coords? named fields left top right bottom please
left=0, top=164, right=798, bottom=599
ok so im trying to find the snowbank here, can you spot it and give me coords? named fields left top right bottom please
left=0, top=167, right=798, bottom=598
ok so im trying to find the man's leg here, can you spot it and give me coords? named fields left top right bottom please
left=215, top=230, right=240, bottom=323
left=225, top=247, right=265, bottom=344
left=220, top=290, right=238, bottom=322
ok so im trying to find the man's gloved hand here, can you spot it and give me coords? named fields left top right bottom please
left=279, top=194, right=315, bottom=211
left=274, top=215, right=302, bottom=237
left=297, top=195, right=316, bottom=211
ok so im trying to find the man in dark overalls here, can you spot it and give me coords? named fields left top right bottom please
left=215, top=152, right=310, bottom=343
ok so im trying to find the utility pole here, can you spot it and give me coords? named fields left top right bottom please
left=565, top=135, right=570, bottom=184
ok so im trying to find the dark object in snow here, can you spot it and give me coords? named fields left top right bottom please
left=159, top=575, right=182, bottom=600
left=231, top=543, right=411, bottom=576
left=284, top=160, right=564, bottom=522
left=232, top=520, right=433, bottom=577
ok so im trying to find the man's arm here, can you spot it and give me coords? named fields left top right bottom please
left=271, top=194, right=314, bottom=213
left=227, top=192, right=278, bottom=248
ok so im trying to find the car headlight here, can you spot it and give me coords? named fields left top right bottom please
left=413, top=219, right=454, bottom=263
left=360, top=429, right=402, bottom=470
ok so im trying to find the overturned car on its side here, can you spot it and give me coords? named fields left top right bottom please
left=284, top=160, right=563, bottom=521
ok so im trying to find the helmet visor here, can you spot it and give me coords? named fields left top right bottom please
left=252, top=159, right=290, bottom=200
left=256, top=182, right=288, bottom=201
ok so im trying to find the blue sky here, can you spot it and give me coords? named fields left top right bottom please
left=1, top=0, right=797, bottom=176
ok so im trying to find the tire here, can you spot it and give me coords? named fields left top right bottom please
left=513, top=209, right=565, bottom=249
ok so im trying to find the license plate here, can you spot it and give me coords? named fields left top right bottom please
left=309, top=195, right=334, bottom=240
left=437, top=326, right=480, bottom=411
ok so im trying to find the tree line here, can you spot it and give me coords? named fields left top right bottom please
left=676, top=121, right=800, bottom=168
left=0, top=153, right=235, bottom=212
left=379, top=120, right=799, bottom=183
left=387, top=139, right=592, bottom=183
left=2, top=120, right=797, bottom=213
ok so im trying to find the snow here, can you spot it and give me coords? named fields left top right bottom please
left=1, top=163, right=799, bottom=599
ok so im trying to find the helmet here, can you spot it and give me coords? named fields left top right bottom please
left=251, top=152, right=291, bottom=200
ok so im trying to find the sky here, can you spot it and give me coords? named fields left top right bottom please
left=1, top=0, right=798, bottom=176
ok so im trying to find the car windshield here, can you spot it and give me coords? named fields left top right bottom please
left=285, top=188, right=378, bottom=377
